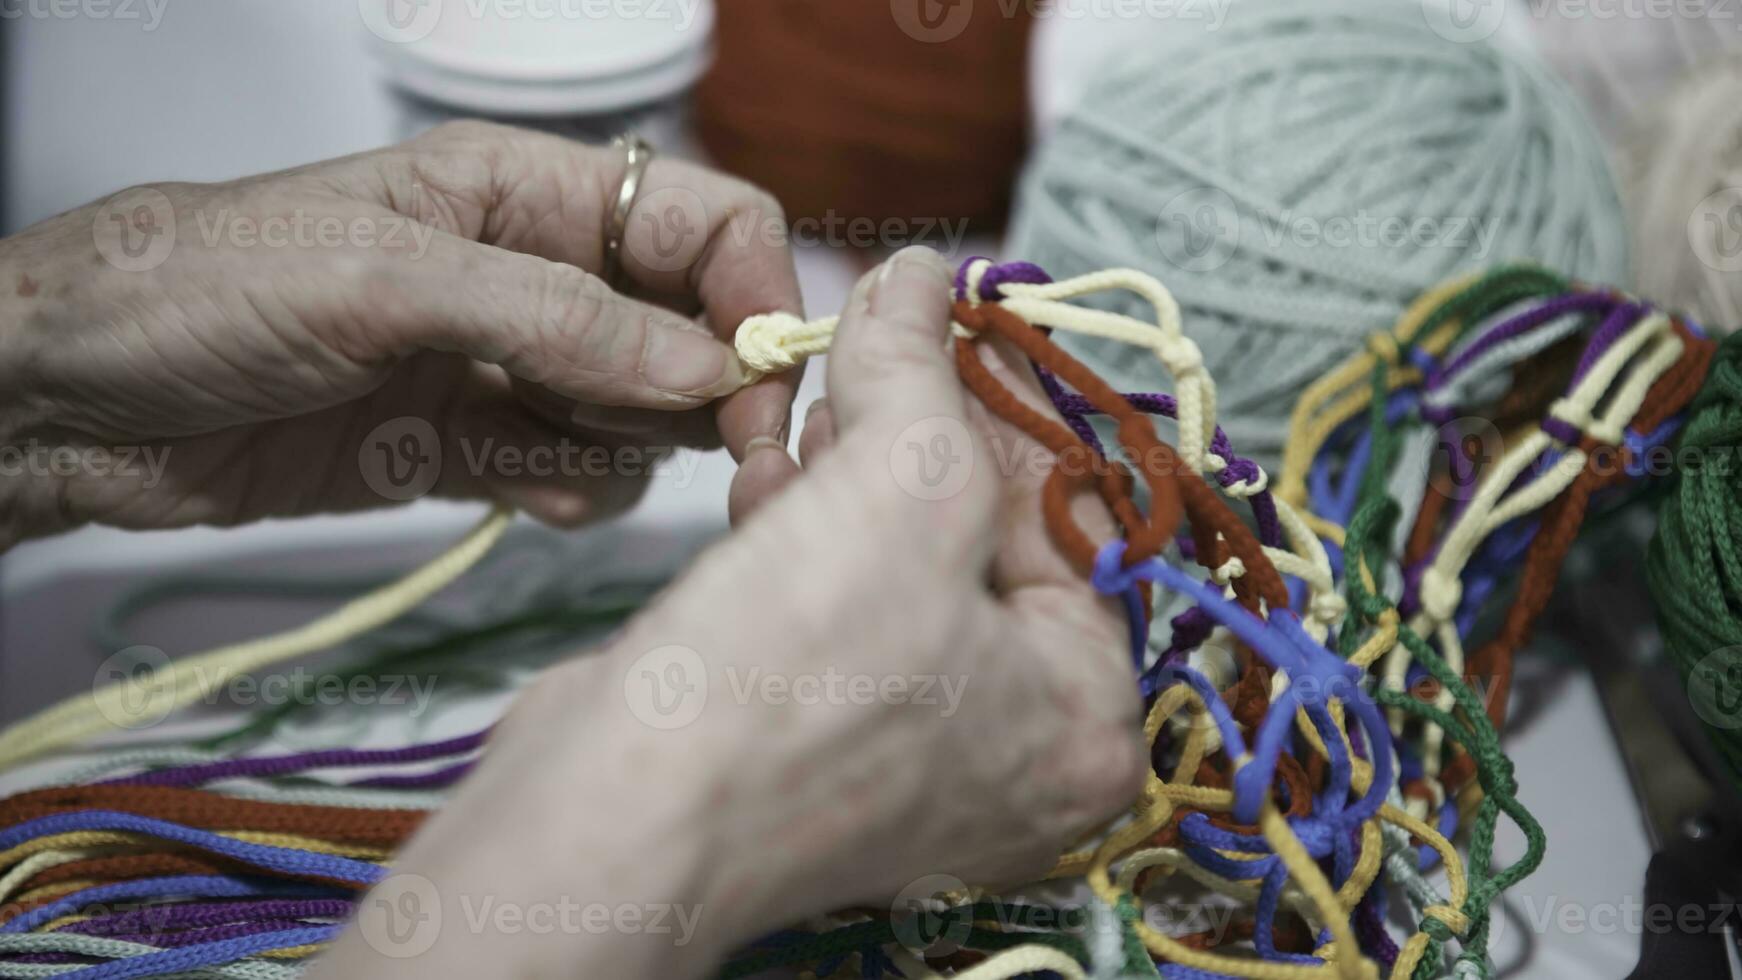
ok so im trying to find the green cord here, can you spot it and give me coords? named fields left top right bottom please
left=194, top=588, right=656, bottom=751
left=1335, top=266, right=1562, bottom=977
left=1648, top=329, right=1742, bottom=791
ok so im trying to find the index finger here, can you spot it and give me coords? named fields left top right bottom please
left=342, top=121, right=806, bottom=463
left=612, top=155, right=806, bottom=467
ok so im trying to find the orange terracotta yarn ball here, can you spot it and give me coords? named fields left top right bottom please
left=694, top=0, right=1036, bottom=233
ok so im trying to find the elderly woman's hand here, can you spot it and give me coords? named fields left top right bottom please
left=306, top=249, right=1148, bottom=980
left=0, top=121, right=803, bottom=548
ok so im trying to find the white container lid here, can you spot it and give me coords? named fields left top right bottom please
left=364, top=0, right=715, bottom=116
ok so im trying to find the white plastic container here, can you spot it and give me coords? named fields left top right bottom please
left=362, top=0, right=715, bottom=145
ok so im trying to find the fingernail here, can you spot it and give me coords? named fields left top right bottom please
left=644, top=328, right=746, bottom=396
left=744, top=435, right=789, bottom=458
left=870, top=247, right=948, bottom=317
left=804, top=398, right=827, bottom=419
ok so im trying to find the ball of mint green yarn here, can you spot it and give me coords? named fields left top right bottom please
left=1008, top=0, right=1628, bottom=466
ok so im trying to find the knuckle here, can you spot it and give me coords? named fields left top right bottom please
left=420, top=119, right=516, bottom=149
left=738, top=186, right=785, bottom=227
left=700, top=173, right=783, bottom=233
left=535, top=261, right=612, bottom=338
left=526, top=262, right=615, bottom=368
left=532, top=263, right=674, bottom=390
left=727, top=186, right=786, bottom=240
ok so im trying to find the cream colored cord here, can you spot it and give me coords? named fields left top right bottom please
left=0, top=506, right=513, bottom=772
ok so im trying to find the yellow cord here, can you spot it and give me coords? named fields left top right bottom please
left=0, top=506, right=513, bottom=772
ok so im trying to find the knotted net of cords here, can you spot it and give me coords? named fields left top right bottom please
left=0, top=257, right=1712, bottom=980
left=731, top=258, right=1482, bottom=980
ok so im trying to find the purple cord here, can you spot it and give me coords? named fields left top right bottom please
left=1352, top=886, right=1400, bottom=969
left=105, top=731, right=488, bottom=788
left=954, top=256, right=1052, bottom=302
left=1034, top=364, right=1106, bottom=452
left=1041, top=387, right=1285, bottom=549
left=1571, top=301, right=1648, bottom=384
left=82, top=918, right=327, bottom=954
left=54, top=899, right=354, bottom=939
left=349, top=759, right=475, bottom=790
left=1424, top=292, right=1615, bottom=395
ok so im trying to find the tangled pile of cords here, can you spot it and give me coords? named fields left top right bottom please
left=0, top=257, right=1721, bottom=980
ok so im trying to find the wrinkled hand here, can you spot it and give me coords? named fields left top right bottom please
left=309, top=249, right=1148, bottom=979
left=0, top=121, right=802, bottom=546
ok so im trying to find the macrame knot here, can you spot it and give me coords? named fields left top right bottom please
left=1160, top=338, right=1205, bottom=377
left=1421, top=911, right=1456, bottom=942
left=1217, top=458, right=1269, bottom=498
left=1309, top=590, right=1348, bottom=625
left=953, top=256, right=1052, bottom=304
left=1366, top=331, right=1403, bottom=365
left=735, top=312, right=812, bottom=375
left=1424, top=903, right=1471, bottom=939
left=1418, top=566, right=1463, bottom=625
left=1211, top=556, right=1246, bottom=584
left=1091, top=540, right=1144, bottom=597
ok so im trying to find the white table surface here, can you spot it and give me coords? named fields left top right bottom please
left=0, top=3, right=1652, bottom=975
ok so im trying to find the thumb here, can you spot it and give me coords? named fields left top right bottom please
left=330, top=227, right=746, bottom=411
left=823, top=247, right=999, bottom=552
left=826, top=246, right=964, bottom=430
